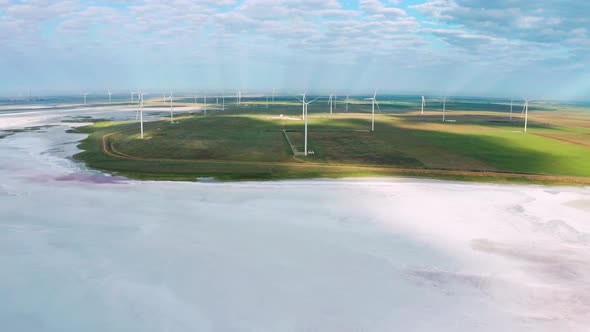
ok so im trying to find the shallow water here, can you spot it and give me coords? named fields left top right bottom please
left=0, top=107, right=589, bottom=331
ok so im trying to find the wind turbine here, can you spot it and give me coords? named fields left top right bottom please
left=139, top=92, right=148, bottom=139
left=296, top=93, right=321, bottom=156
left=108, top=90, right=112, bottom=104
left=442, top=97, right=447, bottom=122
left=421, top=96, right=425, bottom=115
left=522, top=97, right=529, bottom=133
left=135, top=94, right=140, bottom=120
left=169, top=92, right=174, bottom=124
left=364, top=91, right=379, bottom=132
left=345, top=95, right=350, bottom=112
left=329, top=94, right=334, bottom=115
left=299, top=93, right=306, bottom=119
left=509, top=99, right=513, bottom=121
left=83, top=93, right=89, bottom=105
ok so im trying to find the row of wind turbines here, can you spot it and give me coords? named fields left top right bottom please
left=87, top=89, right=532, bottom=156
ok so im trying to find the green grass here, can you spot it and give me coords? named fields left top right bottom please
left=70, top=100, right=590, bottom=183
left=413, top=130, right=590, bottom=177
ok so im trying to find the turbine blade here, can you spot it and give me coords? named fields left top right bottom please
left=308, top=96, right=322, bottom=104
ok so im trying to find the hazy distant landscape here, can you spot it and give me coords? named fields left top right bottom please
left=43, top=94, right=590, bottom=184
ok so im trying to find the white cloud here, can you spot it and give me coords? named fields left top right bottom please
left=0, top=0, right=588, bottom=98
left=361, top=0, right=406, bottom=18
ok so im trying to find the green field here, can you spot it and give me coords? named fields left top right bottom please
left=71, top=97, right=590, bottom=184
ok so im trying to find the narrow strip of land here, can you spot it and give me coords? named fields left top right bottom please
left=99, top=123, right=590, bottom=185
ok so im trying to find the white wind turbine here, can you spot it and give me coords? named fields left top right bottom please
left=135, top=93, right=140, bottom=120
left=522, top=97, right=530, bottom=132
left=421, top=96, right=425, bottom=115
left=509, top=98, right=513, bottom=121
left=442, top=96, right=447, bottom=122
left=139, top=92, right=148, bottom=139
left=108, top=90, right=112, bottom=104
left=169, top=92, right=175, bottom=124
left=296, top=93, right=322, bottom=156
left=329, top=94, right=334, bottom=115
left=83, top=93, right=89, bottom=105
left=345, top=95, right=350, bottom=112
left=364, top=91, right=380, bottom=132
left=299, top=93, right=306, bottom=119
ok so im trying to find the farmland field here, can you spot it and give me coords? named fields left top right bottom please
left=71, top=97, right=590, bottom=183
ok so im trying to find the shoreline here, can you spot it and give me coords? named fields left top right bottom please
left=2, top=106, right=590, bottom=186
left=70, top=120, right=590, bottom=186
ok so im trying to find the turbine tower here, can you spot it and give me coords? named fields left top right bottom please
left=510, top=99, right=513, bottom=121
left=421, top=96, right=425, bottom=115
left=345, top=95, right=350, bottom=112
left=297, top=94, right=321, bottom=156
left=108, top=90, right=112, bottom=104
left=83, top=93, right=89, bottom=105
left=300, top=93, right=306, bottom=118
left=135, top=94, right=140, bottom=120
left=364, top=91, right=379, bottom=132
left=442, top=97, right=447, bottom=122
left=139, top=92, right=148, bottom=139
left=329, top=94, right=334, bottom=115
left=169, top=92, right=174, bottom=124
left=522, top=97, right=529, bottom=133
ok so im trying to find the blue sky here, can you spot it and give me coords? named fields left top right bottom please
left=0, top=0, right=589, bottom=100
